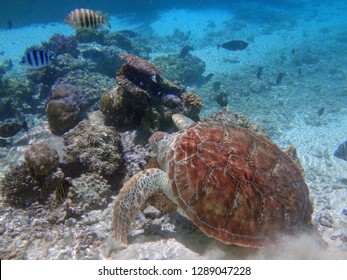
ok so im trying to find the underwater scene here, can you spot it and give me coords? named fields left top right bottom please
left=0, top=0, right=346, bottom=260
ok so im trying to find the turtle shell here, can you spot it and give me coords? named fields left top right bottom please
left=162, top=121, right=313, bottom=247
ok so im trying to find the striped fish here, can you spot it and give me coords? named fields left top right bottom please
left=334, top=140, right=347, bottom=161
left=20, top=50, right=54, bottom=68
left=65, top=8, right=111, bottom=30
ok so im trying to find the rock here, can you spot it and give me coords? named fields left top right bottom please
left=100, top=54, right=204, bottom=132
left=63, top=120, right=123, bottom=177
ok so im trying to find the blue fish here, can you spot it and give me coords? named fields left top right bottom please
left=334, top=140, right=347, bottom=161
left=20, top=50, right=54, bottom=68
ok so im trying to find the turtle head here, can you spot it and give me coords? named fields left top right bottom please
left=149, top=131, right=171, bottom=154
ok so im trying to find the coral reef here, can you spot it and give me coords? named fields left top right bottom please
left=1, top=163, right=46, bottom=207
left=42, top=33, right=79, bottom=57
left=24, top=142, right=59, bottom=177
left=0, top=77, right=37, bottom=120
left=99, top=85, right=130, bottom=125
left=75, top=29, right=108, bottom=45
left=56, top=70, right=114, bottom=109
left=78, top=43, right=122, bottom=77
left=22, top=29, right=150, bottom=93
left=45, top=83, right=83, bottom=134
left=161, top=94, right=182, bottom=109
left=64, top=173, right=112, bottom=213
left=100, top=54, right=204, bottom=132
left=0, top=159, right=67, bottom=208
left=120, top=54, right=163, bottom=78
left=62, top=120, right=123, bottom=177
left=202, top=107, right=264, bottom=134
left=119, top=127, right=152, bottom=178
left=153, top=53, right=206, bottom=86
left=105, top=32, right=151, bottom=58
left=181, top=92, right=203, bottom=117
left=26, top=53, right=90, bottom=86
left=106, top=32, right=134, bottom=51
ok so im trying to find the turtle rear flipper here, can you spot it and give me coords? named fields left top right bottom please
left=113, top=168, right=170, bottom=244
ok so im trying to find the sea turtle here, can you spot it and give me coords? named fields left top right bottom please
left=113, top=114, right=313, bottom=247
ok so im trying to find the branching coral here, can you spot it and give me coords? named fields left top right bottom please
left=181, top=92, right=203, bottom=117
left=42, top=33, right=78, bottom=57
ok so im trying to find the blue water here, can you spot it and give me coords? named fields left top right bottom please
left=0, top=0, right=347, bottom=260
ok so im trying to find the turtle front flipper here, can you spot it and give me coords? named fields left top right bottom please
left=113, top=168, right=170, bottom=244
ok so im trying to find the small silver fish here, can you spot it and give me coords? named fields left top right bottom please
left=65, top=8, right=111, bottom=30
left=20, top=50, right=54, bottom=68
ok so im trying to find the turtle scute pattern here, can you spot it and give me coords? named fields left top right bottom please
left=160, top=121, right=313, bottom=247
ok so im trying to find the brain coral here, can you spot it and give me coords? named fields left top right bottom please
left=24, top=142, right=59, bottom=177
left=63, top=120, right=123, bottom=176
left=45, top=83, right=83, bottom=134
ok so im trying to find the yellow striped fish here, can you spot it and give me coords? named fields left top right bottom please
left=65, top=8, right=111, bottom=30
